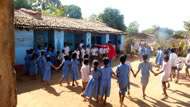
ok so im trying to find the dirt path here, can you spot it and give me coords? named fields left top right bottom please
left=17, top=56, right=190, bottom=107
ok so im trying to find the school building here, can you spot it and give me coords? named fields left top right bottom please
left=14, top=8, right=126, bottom=65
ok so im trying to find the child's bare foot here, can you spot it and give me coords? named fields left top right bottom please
left=72, top=84, right=75, bottom=87
left=161, top=95, right=168, bottom=100
left=175, top=80, right=178, bottom=83
left=167, top=83, right=170, bottom=88
left=128, top=91, right=130, bottom=96
left=143, top=94, right=146, bottom=100
left=67, top=82, right=70, bottom=85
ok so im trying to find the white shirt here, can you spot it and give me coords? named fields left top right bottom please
left=81, top=48, right=85, bottom=58
left=74, top=50, right=80, bottom=59
left=79, top=43, right=84, bottom=48
left=103, top=48, right=108, bottom=54
left=99, top=48, right=104, bottom=54
left=91, top=48, right=98, bottom=56
left=86, top=48, right=90, bottom=55
left=80, top=65, right=90, bottom=82
left=63, top=46, right=70, bottom=56
left=186, top=54, right=190, bottom=65
left=177, top=57, right=184, bottom=69
left=61, top=53, right=66, bottom=61
left=169, top=53, right=178, bottom=67
left=161, top=61, right=171, bottom=82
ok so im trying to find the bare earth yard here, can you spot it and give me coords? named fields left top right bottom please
left=17, top=56, right=190, bottom=107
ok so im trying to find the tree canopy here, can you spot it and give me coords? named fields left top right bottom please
left=14, top=0, right=32, bottom=10
left=127, top=21, right=139, bottom=35
left=63, top=5, right=82, bottom=19
left=98, top=7, right=126, bottom=31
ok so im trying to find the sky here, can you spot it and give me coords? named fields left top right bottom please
left=61, top=0, right=190, bottom=31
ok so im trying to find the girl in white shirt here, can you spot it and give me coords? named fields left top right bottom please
left=81, top=59, right=90, bottom=97
left=156, top=55, right=171, bottom=99
left=169, top=48, right=178, bottom=81
left=185, top=49, right=190, bottom=78
left=176, top=54, right=184, bottom=83
left=86, top=45, right=91, bottom=56
left=74, top=48, right=80, bottom=60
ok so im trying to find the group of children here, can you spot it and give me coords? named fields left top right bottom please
left=24, top=41, right=190, bottom=106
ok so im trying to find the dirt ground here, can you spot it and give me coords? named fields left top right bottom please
left=17, top=56, right=190, bottom=107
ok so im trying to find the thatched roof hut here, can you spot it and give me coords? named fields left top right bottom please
left=14, top=8, right=126, bottom=35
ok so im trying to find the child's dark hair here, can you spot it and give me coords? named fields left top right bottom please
left=171, top=48, right=176, bottom=53
left=164, top=55, right=169, bottom=62
left=103, top=57, right=109, bottom=65
left=120, top=54, right=126, bottom=64
left=31, top=54, right=36, bottom=60
left=64, top=55, right=69, bottom=60
left=26, top=50, right=30, bottom=54
left=84, top=54, right=89, bottom=59
left=72, top=53, right=77, bottom=59
left=163, top=50, right=168, bottom=56
left=38, top=45, right=42, bottom=49
left=57, top=50, right=60, bottom=55
left=83, top=59, right=89, bottom=65
left=178, top=53, right=182, bottom=57
left=62, top=49, right=65, bottom=53
left=143, top=54, right=148, bottom=61
left=46, top=55, right=51, bottom=61
left=108, top=40, right=111, bottom=44
left=82, top=45, right=85, bottom=48
left=93, top=60, right=99, bottom=71
left=41, top=50, right=46, bottom=56
left=158, top=47, right=161, bottom=50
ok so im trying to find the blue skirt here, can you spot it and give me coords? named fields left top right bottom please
left=62, top=69, right=69, bottom=78
left=43, top=70, right=51, bottom=80
left=99, top=79, right=111, bottom=97
left=84, top=78, right=100, bottom=97
left=71, top=67, right=79, bottom=80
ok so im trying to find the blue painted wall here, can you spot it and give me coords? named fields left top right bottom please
left=15, top=29, right=34, bottom=65
left=34, top=30, right=48, bottom=49
left=54, top=31, right=64, bottom=52
left=64, top=32, right=75, bottom=50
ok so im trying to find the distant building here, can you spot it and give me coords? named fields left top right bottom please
left=14, top=8, right=126, bottom=65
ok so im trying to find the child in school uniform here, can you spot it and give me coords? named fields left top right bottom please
left=71, top=53, right=79, bottom=87
left=80, top=45, right=86, bottom=64
left=84, top=60, right=101, bottom=105
left=24, top=50, right=30, bottom=73
left=156, top=55, right=171, bottom=99
left=99, top=48, right=104, bottom=62
left=116, top=55, right=131, bottom=106
left=125, top=55, right=135, bottom=96
left=139, top=45, right=145, bottom=61
left=38, top=50, right=46, bottom=78
left=43, top=55, right=58, bottom=86
left=29, top=54, right=38, bottom=79
left=99, top=57, right=116, bottom=104
left=61, top=49, right=66, bottom=61
left=185, top=48, right=190, bottom=78
left=74, top=48, right=80, bottom=60
left=145, top=46, right=151, bottom=61
left=86, top=45, right=91, bottom=56
left=36, top=45, right=42, bottom=57
left=135, top=54, right=157, bottom=99
left=56, top=51, right=61, bottom=68
left=175, top=54, right=184, bottom=83
left=43, top=43, right=48, bottom=52
left=58, top=55, right=71, bottom=86
left=156, top=47, right=163, bottom=71
left=51, top=48, right=57, bottom=65
left=169, top=48, right=178, bottom=81
left=80, top=59, right=90, bottom=97
left=46, top=47, right=52, bottom=56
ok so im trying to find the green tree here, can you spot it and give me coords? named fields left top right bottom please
left=88, top=14, right=99, bottom=20
left=98, top=7, right=126, bottom=31
left=63, top=5, right=82, bottom=19
left=14, top=0, right=32, bottom=9
left=127, top=21, right=139, bottom=35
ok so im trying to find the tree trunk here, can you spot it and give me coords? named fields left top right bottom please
left=0, top=0, right=17, bottom=106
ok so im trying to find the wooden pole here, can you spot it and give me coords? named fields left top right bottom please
left=0, top=0, right=17, bottom=106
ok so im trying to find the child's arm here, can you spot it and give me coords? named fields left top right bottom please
left=51, top=65, right=58, bottom=71
left=96, top=45, right=108, bottom=48
left=150, top=69, right=157, bottom=76
left=130, top=68, right=135, bottom=77
left=135, top=69, right=140, bottom=78
left=112, top=72, right=117, bottom=78
left=156, top=70, right=164, bottom=75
